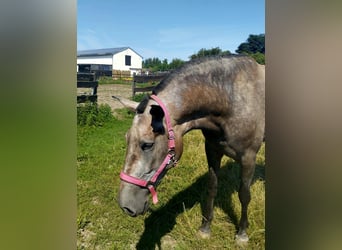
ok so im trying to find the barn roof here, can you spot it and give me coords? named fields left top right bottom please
left=77, top=47, right=143, bottom=58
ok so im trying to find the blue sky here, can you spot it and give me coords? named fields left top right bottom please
left=77, top=0, right=264, bottom=61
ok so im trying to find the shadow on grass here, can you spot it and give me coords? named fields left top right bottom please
left=136, top=161, right=265, bottom=249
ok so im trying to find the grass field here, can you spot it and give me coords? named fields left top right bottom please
left=77, top=108, right=265, bottom=249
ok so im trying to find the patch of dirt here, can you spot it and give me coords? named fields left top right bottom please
left=160, top=235, right=178, bottom=249
left=96, top=84, right=133, bottom=111
left=77, top=225, right=96, bottom=249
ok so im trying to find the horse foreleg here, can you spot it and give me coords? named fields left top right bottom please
left=199, top=136, right=222, bottom=238
left=236, top=149, right=256, bottom=242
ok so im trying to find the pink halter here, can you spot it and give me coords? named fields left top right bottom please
left=120, top=94, right=177, bottom=204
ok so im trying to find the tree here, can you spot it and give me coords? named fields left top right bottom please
left=236, top=34, right=265, bottom=54
left=236, top=34, right=265, bottom=64
left=142, top=57, right=185, bottom=72
left=158, top=59, right=168, bottom=71
left=189, top=47, right=231, bottom=60
left=169, top=58, right=185, bottom=70
left=142, top=57, right=163, bottom=71
left=143, top=58, right=160, bottom=71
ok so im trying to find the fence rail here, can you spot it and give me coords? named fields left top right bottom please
left=77, top=73, right=98, bottom=103
left=132, top=73, right=170, bottom=97
left=133, top=73, right=169, bottom=83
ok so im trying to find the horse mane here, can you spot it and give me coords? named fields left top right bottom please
left=152, top=54, right=251, bottom=95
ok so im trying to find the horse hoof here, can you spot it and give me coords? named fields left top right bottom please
left=198, top=229, right=211, bottom=239
left=235, top=232, right=249, bottom=244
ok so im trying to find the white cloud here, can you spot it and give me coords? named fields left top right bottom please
left=77, top=29, right=102, bottom=50
left=77, top=29, right=120, bottom=50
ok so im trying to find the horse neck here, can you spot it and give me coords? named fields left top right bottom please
left=158, top=83, right=224, bottom=136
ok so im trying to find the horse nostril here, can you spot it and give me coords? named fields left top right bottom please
left=122, top=207, right=137, bottom=217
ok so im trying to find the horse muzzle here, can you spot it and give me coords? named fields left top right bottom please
left=120, top=200, right=149, bottom=217
left=118, top=184, right=150, bottom=217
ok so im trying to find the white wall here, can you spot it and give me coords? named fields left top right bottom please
left=77, top=55, right=112, bottom=65
left=113, top=48, right=142, bottom=75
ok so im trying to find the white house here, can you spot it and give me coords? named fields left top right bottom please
left=77, top=47, right=143, bottom=76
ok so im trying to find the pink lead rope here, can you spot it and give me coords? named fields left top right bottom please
left=120, top=94, right=177, bottom=204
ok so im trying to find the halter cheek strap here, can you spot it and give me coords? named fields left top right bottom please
left=150, top=95, right=175, bottom=150
left=119, top=94, right=177, bottom=204
left=119, top=172, right=159, bottom=204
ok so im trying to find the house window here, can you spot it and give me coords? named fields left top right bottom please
left=125, top=55, right=131, bottom=66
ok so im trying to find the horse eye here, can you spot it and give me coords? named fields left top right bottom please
left=141, top=142, right=154, bottom=151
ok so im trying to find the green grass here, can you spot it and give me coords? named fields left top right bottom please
left=98, top=76, right=158, bottom=87
left=77, top=109, right=265, bottom=249
left=98, top=76, right=132, bottom=85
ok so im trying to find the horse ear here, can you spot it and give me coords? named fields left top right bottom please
left=150, top=105, right=165, bottom=134
left=112, top=95, right=139, bottom=111
left=136, top=95, right=150, bottom=114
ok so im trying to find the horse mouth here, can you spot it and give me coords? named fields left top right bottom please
left=143, top=201, right=149, bottom=214
left=122, top=207, right=138, bottom=217
left=139, top=201, right=150, bottom=215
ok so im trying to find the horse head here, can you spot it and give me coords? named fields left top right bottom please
left=117, top=95, right=181, bottom=216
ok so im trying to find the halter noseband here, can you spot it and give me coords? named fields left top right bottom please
left=120, top=94, right=177, bottom=204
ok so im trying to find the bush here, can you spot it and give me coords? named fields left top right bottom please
left=77, top=103, right=114, bottom=126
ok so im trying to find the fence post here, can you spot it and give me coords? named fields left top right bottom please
left=132, top=79, right=136, bottom=98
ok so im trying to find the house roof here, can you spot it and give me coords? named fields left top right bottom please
left=77, top=47, right=143, bottom=58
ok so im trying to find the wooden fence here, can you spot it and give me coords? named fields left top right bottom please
left=77, top=73, right=98, bottom=103
left=132, top=73, right=170, bottom=97
left=131, top=82, right=155, bottom=97
left=133, top=72, right=169, bottom=83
